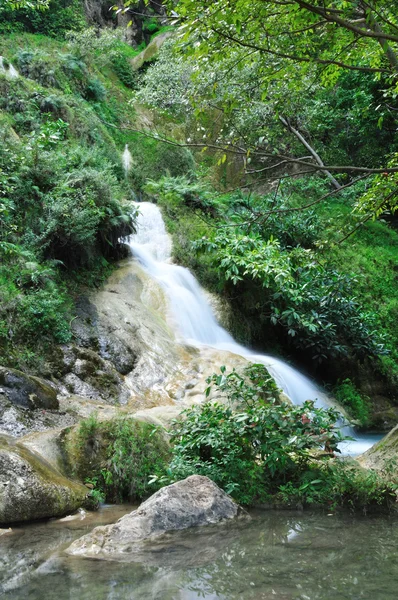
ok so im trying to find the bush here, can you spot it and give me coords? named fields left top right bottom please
left=84, top=78, right=106, bottom=102
left=127, top=138, right=195, bottom=190
left=333, top=378, right=371, bottom=427
left=111, top=52, right=137, bottom=89
left=0, top=94, right=135, bottom=365
left=194, top=229, right=387, bottom=363
left=0, top=0, right=86, bottom=38
left=155, top=364, right=394, bottom=510
left=66, top=415, right=171, bottom=503
left=156, top=364, right=346, bottom=505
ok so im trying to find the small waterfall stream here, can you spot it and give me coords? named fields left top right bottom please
left=129, top=202, right=378, bottom=455
left=122, top=144, right=132, bottom=176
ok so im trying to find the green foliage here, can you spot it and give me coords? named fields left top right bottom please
left=156, top=364, right=346, bottom=504
left=155, top=363, right=392, bottom=509
left=194, top=228, right=387, bottom=363
left=172, top=0, right=398, bottom=88
left=127, top=139, right=196, bottom=190
left=0, top=41, right=138, bottom=366
left=0, top=0, right=86, bottom=37
left=84, top=78, right=106, bottom=102
left=277, top=460, right=391, bottom=510
left=138, top=7, right=398, bottom=217
left=69, top=414, right=171, bottom=503
left=143, top=18, right=159, bottom=35
left=144, top=176, right=206, bottom=214
left=4, top=0, right=49, bottom=8
left=333, top=378, right=371, bottom=428
left=110, top=52, right=137, bottom=89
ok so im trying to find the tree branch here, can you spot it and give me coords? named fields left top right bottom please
left=279, top=116, right=341, bottom=189
left=204, top=23, right=390, bottom=74
left=294, top=0, right=398, bottom=44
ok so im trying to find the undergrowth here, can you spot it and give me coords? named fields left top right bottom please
left=65, top=414, right=170, bottom=503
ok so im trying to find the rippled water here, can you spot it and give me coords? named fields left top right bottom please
left=1, top=505, right=398, bottom=599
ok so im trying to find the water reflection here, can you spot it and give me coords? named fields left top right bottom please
left=1, top=506, right=398, bottom=599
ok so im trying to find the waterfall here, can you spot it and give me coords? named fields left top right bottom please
left=129, top=202, right=378, bottom=455
left=122, top=144, right=132, bottom=176
left=0, top=56, right=18, bottom=79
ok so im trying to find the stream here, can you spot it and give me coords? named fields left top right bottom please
left=1, top=202, right=391, bottom=599
left=1, top=504, right=398, bottom=599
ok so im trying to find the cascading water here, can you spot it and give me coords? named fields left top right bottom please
left=122, top=144, right=132, bottom=176
left=129, top=202, right=379, bottom=455
left=0, top=56, right=18, bottom=79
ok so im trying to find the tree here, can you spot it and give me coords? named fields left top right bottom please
left=2, top=0, right=49, bottom=8
left=172, top=0, right=398, bottom=77
left=131, top=1, right=398, bottom=216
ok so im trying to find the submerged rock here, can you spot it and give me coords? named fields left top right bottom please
left=0, top=434, right=88, bottom=524
left=66, top=475, right=241, bottom=559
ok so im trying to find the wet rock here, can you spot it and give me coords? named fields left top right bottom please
left=59, top=346, right=131, bottom=405
left=131, top=31, right=173, bottom=70
left=0, top=392, right=78, bottom=439
left=0, top=434, right=88, bottom=524
left=66, top=475, right=241, bottom=559
left=0, top=366, right=58, bottom=410
left=58, top=395, right=129, bottom=422
left=133, top=405, right=183, bottom=428
left=358, top=424, right=398, bottom=477
left=70, top=293, right=138, bottom=376
left=19, top=428, right=68, bottom=473
left=63, top=373, right=101, bottom=401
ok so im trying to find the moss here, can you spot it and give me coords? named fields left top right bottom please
left=62, top=415, right=170, bottom=502
left=0, top=435, right=88, bottom=523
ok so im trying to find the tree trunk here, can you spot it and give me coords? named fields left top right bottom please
left=279, top=116, right=341, bottom=190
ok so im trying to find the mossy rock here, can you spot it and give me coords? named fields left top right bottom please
left=0, top=434, right=88, bottom=524
left=131, top=31, right=173, bottom=71
left=358, top=425, right=398, bottom=477
left=0, top=366, right=58, bottom=410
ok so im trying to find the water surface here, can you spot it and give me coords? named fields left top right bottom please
left=1, top=505, right=398, bottom=599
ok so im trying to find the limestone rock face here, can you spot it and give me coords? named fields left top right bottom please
left=0, top=434, right=88, bottom=524
left=0, top=366, right=58, bottom=410
left=358, top=425, right=398, bottom=476
left=67, top=475, right=241, bottom=559
left=131, top=31, right=173, bottom=70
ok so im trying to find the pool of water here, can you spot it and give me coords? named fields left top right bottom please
left=1, top=505, right=398, bottom=600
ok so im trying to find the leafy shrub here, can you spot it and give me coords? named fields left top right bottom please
left=110, top=52, right=137, bottom=89
left=194, top=230, right=387, bottom=363
left=127, top=138, right=195, bottom=190
left=0, top=96, right=134, bottom=365
left=0, top=0, right=86, bottom=38
left=143, top=19, right=159, bottom=35
left=333, top=378, right=371, bottom=427
left=84, top=78, right=106, bottom=102
left=155, top=364, right=394, bottom=510
left=277, top=460, right=391, bottom=510
left=156, top=364, right=346, bottom=505
left=67, top=415, right=171, bottom=503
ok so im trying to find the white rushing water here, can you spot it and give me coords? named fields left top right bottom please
left=129, top=202, right=378, bottom=455
left=0, top=56, right=18, bottom=79
left=122, top=144, right=132, bottom=176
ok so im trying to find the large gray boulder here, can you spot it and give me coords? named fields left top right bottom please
left=0, top=434, right=88, bottom=524
left=67, top=475, right=241, bottom=559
